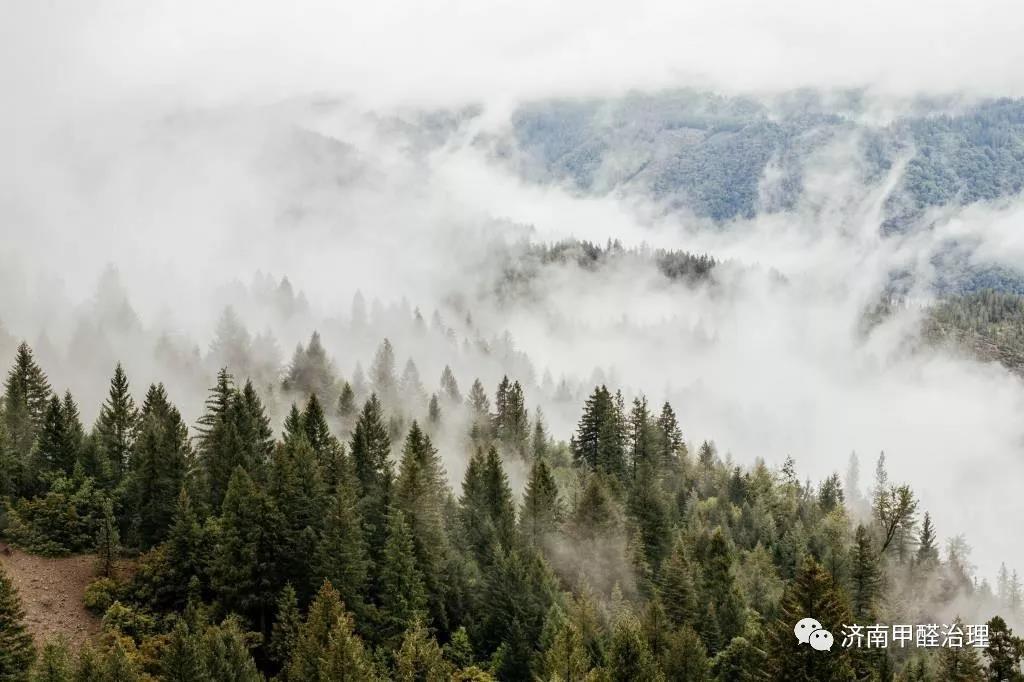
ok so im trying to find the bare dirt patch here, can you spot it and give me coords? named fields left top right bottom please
left=0, top=545, right=102, bottom=649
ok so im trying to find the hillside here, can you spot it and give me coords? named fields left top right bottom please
left=0, top=546, right=100, bottom=649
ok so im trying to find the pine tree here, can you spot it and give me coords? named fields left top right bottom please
left=288, top=581, right=377, bottom=682
left=627, top=462, right=672, bottom=577
left=605, top=614, right=662, bottom=682
left=662, top=625, right=709, bottom=682
left=161, top=489, right=207, bottom=610
left=459, top=447, right=516, bottom=563
left=338, top=382, right=357, bottom=424
left=628, top=395, right=654, bottom=478
left=195, top=369, right=241, bottom=509
left=540, top=614, right=591, bottom=682
left=2, top=342, right=52, bottom=495
left=28, top=638, right=73, bottom=682
left=314, top=479, right=369, bottom=615
left=393, top=619, right=452, bottom=682
left=270, top=581, right=301, bottom=667
left=201, top=617, right=263, bottom=682
left=466, top=379, right=491, bottom=441
left=94, top=363, right=138, bottom=488
left=519, top=457, right=563, bottom=548
left=849, top=524, right=880, bottom=620
left=268, top=434, right=325, bottom=603
left=493, top=377, right=528, bottom=456
left=427, top=394, right=441, bottom=427
left=371, top=339, right=397, bottom=404
left=767, top=557, right=856, bottom=681
left=710, top=636, right=767, bottom=682
left=531, top=408, right=549, bottom=459
left=399, top=359, right=426, bottom=407
left=234, top=379, right=275, bottom=480
left=98, top=638, right=142, bottom=681
left=478, top=546, right=557, bottom=681
left=377, top=508, right=428, bottom=645
left=917, top=511, right=939, bottom=566
left=0, top=564, right=35, bottom=679
left=209, top=306, right=251, bottom=379
left=32, top=394, right=76, bottom=488
left=270, top=584, right=302, bottom=668
left=211, top=467, right=284, bottom=632
left=439, top=366, right=461, bottom=404
left=935, top=618, right=985, bottom=681
left=128, top=384, right=192, bottom=549
left=654, top=401, right=684, bottom=470
left=303, top=393, right=342, bottom=478
left=983, top=616, right=1023, bottom=682
left=283, top=331, right=338, bottom=405
left=659, top=538, right=698, bottom=628
left=395, top=422, right=450, bottom=631
left=349, top=395, right=393, bottom=568
left=572, top=385, right=626, bottom=478
left=161, top=620, right=209, bottom=682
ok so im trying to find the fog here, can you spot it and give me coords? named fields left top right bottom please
left=4, top=0, right=1024, bottom=588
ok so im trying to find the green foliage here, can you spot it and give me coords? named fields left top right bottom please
left=126, top=384, right=192, bottom=549
left=4, top=477, right=108, bottom=555
left=83, top=578, right=120, bottom=615
left=2, top=342, right=52, bottom=497
left=210, top=467, right=284, bottom=628
left=93, top=364, right=139, bottom=489
left=0, top=563, right=35, bottom=680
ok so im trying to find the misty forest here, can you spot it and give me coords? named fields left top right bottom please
left=9, top=4, right=1024, bottom=682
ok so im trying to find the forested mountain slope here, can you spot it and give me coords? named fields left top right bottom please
left=0, top=319, right=1020, bottom=680
left=487, top=91, right=1024, bottom=233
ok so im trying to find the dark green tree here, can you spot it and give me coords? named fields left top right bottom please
left=269, top=584, right=302, bottom=669
left=984, top=615, right=1023, bottom=682
left=211, top=467, right=284, bottom=633
left=394, top=422, right=450, bottom=632
left=605, top=614, right=662, bottom=682
left=349, top=395, right=393, bottom=568
left=377, top=508, right=428, bottom=645
left=128, top=384, right=192, bottom=549
left=0, top=563, right=35, bottom=680
left=519, top=457, right=563, bottom=548
left=572, top=385, right=626, bottom=479
left=314, top=478, right=369, bottom=615
left=2, top=342, right=51, bottom=496
left=93, top=363, right=138, bottom=488
left=767, top=557, right=855, bottom=681
left=849, top=524, right=880, bottom=621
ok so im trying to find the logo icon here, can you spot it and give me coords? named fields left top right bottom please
left=795, top=617, right=833, bottom=651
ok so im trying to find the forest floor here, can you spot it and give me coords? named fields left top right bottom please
left=0, top=545, right=102, bottom=649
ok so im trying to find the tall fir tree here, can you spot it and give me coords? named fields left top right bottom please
left=459, top=447, right=516, bottom=564
left=377, top=508, right=428, bottom=646
left=195, top=369, right=241, bottom=509
left=94, top=363, right=139, bottom=488
left=211, top=467, right=285, bottom=633
left=767, top=557, right=856, bottom=681
left=370, top=339, right=397, bottom=404
left=849, top=524, right=880, bottom=621
left=519, top=457, right=563, bottom=548
left=349, top=394, right=393, bottom=571
left=395, top=422, right=450, bottom=632
left=572, top=385, right=626, bottom=479
left=439, top=366, right=461, bottom=404
left=128, top=383, right=193, bottom=549
left=2, top=342, right=52, bottom=495
left=268, top=434, right=325, bottom=603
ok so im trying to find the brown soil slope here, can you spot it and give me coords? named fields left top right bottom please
left=0, top=546, right=101, bottom=649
